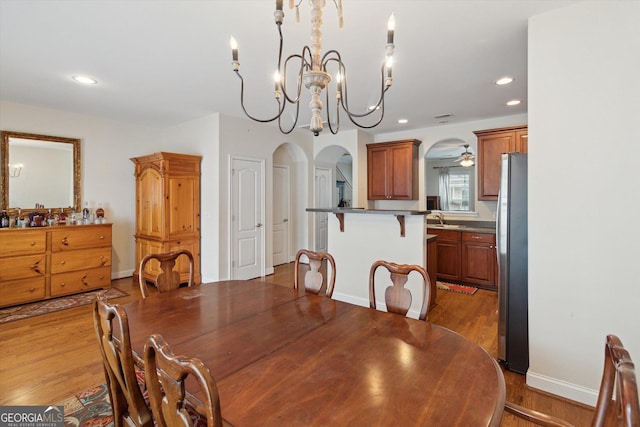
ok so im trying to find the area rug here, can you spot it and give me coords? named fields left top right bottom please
left=436, top=281, right=478, bottom=295
left=57, top=383, right=113, bottom=427
left=0, top=288, right=128, bottom=324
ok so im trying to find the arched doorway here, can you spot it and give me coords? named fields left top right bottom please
left=425, top=138, right=476, bottom=212
left=272, top=142, right=308, bottom=265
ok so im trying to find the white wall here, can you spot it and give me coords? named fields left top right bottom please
left=329, top=212, right=427, bottom=316
left=527, top=1, right=640, bottom=405
left=0, top=101, right=162, bottom=278
left=162, top=114, right=220, bottom=282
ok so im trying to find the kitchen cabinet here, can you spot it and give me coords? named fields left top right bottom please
left=131, top=152, right=202, bottom=285
left=428, top=228, right=461, bottom=282
left=461, top=231, right=497, bottom=289
left=474, top=125, right=527, bottom=200
left=0, top=224, right=112, bottom=308
left=367, top=139, right=421, bottom=200
left=427, top=227, right=497, bottom=289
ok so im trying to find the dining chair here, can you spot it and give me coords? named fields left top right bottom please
left=505, top=334, right=639, bottom=427
left=368, top=260, right=432, bottom=321
left=138, top=249, right=195, bottom=298
left=144, top=333, right=225, bottom=427
left=93, top=293, right=153, bottom=427
left=294, top=249, right=336, bottom=298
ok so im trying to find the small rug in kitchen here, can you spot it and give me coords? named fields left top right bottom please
left=436, top=281, right=478, bottom=295
left=0, top=288, right=128, bottom=324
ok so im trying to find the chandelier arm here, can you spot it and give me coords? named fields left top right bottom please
left=277, top=101, right=302, bottom=134
left=321, top=49, right=342, bottom=65
left=340, top=63, right=389, bottom=119
left=343, top=105, right=386, bottom=129
left=281, top=53, right=308, bottom=104
left=324, top=82, right=340, bottom=135
left=235, top=71, right=287, bottom=123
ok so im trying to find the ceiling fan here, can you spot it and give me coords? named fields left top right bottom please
left=455, top=144, right=475, bottom=167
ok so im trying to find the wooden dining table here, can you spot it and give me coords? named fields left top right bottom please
left=123, top=280, right=506, bottom=426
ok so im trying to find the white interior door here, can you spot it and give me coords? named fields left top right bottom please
left=231, top=158, right=264, bottom=279
left=314, top=167, right=332, bottom=252
left=272, top=165, right=290, bottom=266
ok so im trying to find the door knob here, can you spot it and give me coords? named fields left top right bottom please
left=283, top=219, right=288, bottom=222
left=256, top=223, right=263, bottom=227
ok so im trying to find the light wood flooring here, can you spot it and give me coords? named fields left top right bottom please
left=0, top=263, right=593, bottom=425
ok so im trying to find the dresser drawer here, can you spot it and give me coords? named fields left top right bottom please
left=0, top=277, right=47, bottom=307
left=51, top=225, right=112, bottom=252
left=0, top=229, right=47, bottom=257
left=0, top=254, right=47, bottom=281
left=51, top=266, right=111, bottom=296
left=51, top=247, right=111, bottom=274
left=461, top=232, right=495, bottom=243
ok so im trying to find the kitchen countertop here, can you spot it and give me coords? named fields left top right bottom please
left=427, top=221, right=495, bottom=234
left=306, top=207, right=430, bottom=215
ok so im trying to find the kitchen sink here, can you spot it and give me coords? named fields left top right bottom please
left=429, top=224, right=465, bottom=229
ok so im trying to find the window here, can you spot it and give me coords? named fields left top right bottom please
left=439, top=168, right=474, bottom=211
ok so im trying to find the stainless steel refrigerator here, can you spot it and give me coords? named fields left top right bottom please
left=496, top=153, right=528, bottom=374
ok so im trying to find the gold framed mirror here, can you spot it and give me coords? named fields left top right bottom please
left=1, top=131, right=81, bottom=213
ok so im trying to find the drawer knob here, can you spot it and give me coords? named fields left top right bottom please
left=60, top=260, right=66, bottom=265
left=100, top=235, right=104, bottom=239
left=61, top=237, right=69, bottom=246
left=99, top=275, right=104, bottom=279
left=30, top=241, right=36, bottom=246
left=60, top=283, right=65, bottom=287
left=472, top=236, right=480, bottom=239
left=29, top=287, right=35, bottom=292
left=29, top=262, right=42, bottom=274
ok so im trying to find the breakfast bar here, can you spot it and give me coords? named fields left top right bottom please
left=306, top=208, right=431, bottom=315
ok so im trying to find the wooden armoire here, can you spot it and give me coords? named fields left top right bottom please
left=131, top=152, right=202, bottom=284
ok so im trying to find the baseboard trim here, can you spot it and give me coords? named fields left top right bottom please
left=332, top=292, right=368, bottom=308
left=526, top=370, right=598, bottom=407
left=332, top=292, right=420, bottom=319
left=113, top=270, right=134, bottom=280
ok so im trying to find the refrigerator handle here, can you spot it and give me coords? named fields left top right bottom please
left=496, top=191, right=502, bottom=270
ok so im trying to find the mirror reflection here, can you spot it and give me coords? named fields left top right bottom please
left=425, top=139, right=475, bottom=212
left=1, top=131, right=81, bottom=212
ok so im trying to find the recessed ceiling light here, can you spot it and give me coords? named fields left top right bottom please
left=496, top=77, right=514, bottom=85
left=72, top=75, right=98, bottom=85
left=507, top=99, right=521, bottom=106
left=397, top=119, right=408, bottom=124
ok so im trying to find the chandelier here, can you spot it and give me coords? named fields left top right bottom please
left=230, top=0, right=395, bottom=136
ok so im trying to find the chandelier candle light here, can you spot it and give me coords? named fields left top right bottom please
left=230, top=0, right=395, bottom=136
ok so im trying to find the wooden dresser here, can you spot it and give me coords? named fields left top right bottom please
left=131, top=152, right=202, bottom=285
left=0, top=223, right=112, bottom=308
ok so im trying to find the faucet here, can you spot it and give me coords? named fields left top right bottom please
left=434, top=212, right=445, bottom=225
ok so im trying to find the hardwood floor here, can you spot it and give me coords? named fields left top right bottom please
left=0, top=263, right=593, bottom=425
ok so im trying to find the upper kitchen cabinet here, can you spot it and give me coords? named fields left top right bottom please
left=474, top=125, right=527, bottom=200
left=367, top=139, right=421, bottom=200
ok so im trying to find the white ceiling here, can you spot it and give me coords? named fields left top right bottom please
left=0, top=0, right=583, bottom=137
